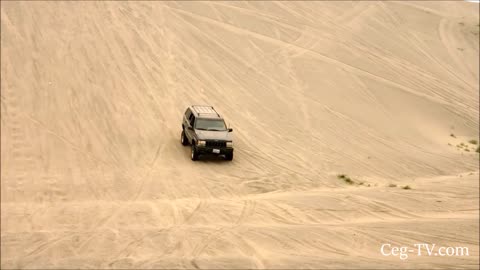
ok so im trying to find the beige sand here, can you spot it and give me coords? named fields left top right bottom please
left=1, top=1, right=479, bottom=269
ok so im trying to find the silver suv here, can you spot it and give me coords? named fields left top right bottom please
left=181, top=105, right=234, bottom=161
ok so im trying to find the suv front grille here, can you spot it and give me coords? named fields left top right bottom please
left=206, top=141, right=226, bottom=148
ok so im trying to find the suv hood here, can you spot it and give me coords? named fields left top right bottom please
left=196, top=130, right=233, bottom=141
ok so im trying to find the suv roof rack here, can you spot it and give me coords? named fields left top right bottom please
left=191, top=105, right=221, bottom=118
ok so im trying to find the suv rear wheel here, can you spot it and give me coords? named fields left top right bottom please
left=225, top=153, right=233, bottom=161
left=191, top=145, right=198, bottom=161
left=181, top=130, right=188, bottom=146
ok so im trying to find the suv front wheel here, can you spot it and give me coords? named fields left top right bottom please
left=191, top=145, right=198, bottom=161
left=225, top=152, right=233, bottom=161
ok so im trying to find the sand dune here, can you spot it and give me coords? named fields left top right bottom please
left=1, top=1, right=479, bottom=269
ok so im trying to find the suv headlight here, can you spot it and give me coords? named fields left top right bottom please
left=197, top=140, right=206, bottom=146
left=226, top=141, right=233, bottom=147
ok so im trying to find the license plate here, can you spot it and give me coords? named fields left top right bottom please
left=212, top=149, right=220, bottom=154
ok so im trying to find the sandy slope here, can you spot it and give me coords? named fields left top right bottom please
left=1, top=1, right=479, bottom=269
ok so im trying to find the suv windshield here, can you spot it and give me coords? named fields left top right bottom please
left=195, top=118, right=227, bottom=131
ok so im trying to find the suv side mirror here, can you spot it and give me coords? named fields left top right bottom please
left=228, top=128, right=233, bottom=132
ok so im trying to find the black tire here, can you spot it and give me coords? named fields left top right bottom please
left=181, top=130, right=188, bottom=146
left=191, top=145, right=198, bottom=161
left=225, top=152, right=233, bottom=161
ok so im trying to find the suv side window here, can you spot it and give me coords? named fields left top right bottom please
left=189, top=115, right=195, bottom=127
left=185, top=109, right=192, bottom=119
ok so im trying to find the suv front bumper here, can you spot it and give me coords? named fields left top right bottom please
left=196, top=146, right=233, bottom=155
